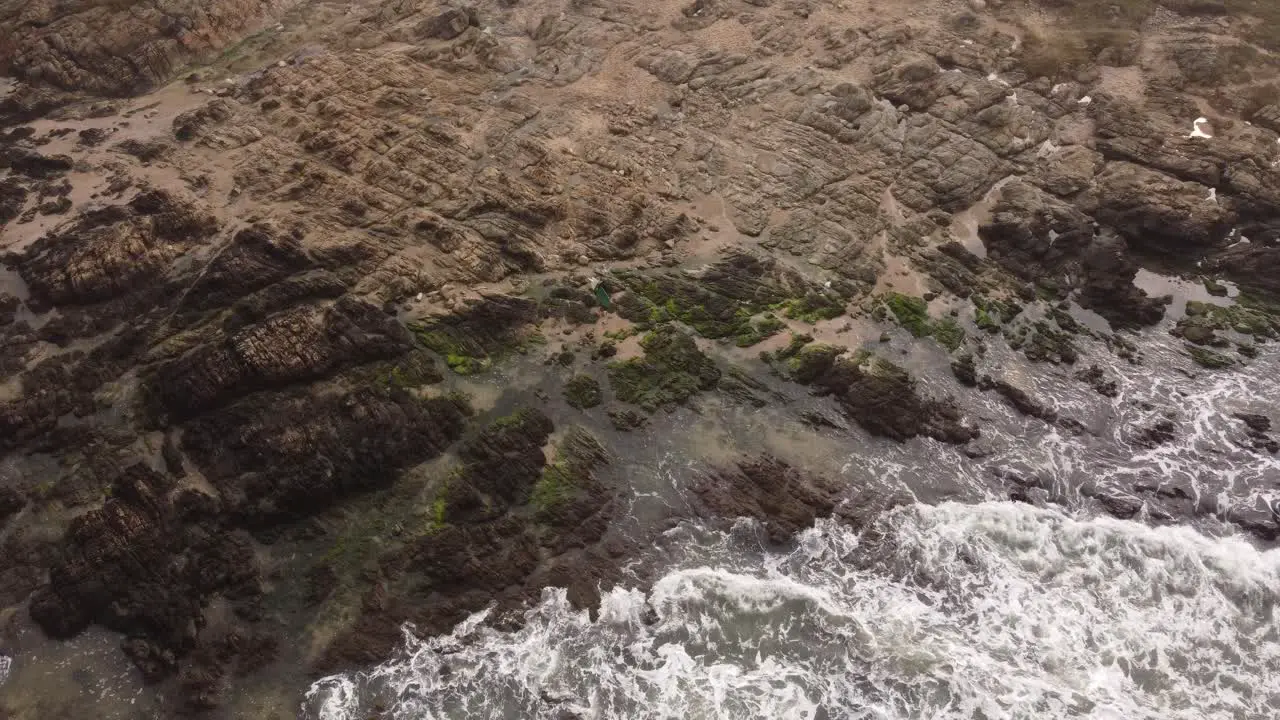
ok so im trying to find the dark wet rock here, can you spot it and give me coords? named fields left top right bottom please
left=1087, top=162, right=1233, bottom=252
left=563, top=374, right=602, bottom=409
left=1205, top=236, right=1280, bottom=299
left=981, top=377, right=1058, bottom=422
left=980, top=181, right=1163, bottom=328
left=607, top=406, right=648, bottom=431
left=1006, top=319, right=1080, bottom=365
left=772, top=340, right=975, bottom=443
left=4, top=148, right=73, bottom=179
left=689, top=457, right=843, bottom=543
left=0, top=179, right=29, bottom=222
left=417, top=8, right=476, bottom=40
left=321, top=422, right=619, bottom=671
left=1235, top=413, right=1272, bottom=433
left=15, top=189, right=219, bottom=306
left=177, top=223, right=314, bottom=314
left=182, top=388, right=468, bottom=525
left=115, top=138, right=173, bottom=162
left=1075, top=234, right=1168, bottom=328
left=951, top=352, right=978, bottom=387
left=0, top=486, right=25, bottom=527
left=981, top=181, right=1096, bottom=279
left=173, top=100, right=235, bottom=142
left=608, top=325, right=721, bottom=412
left=146, top=296, right=411, bottom=419
left=1075, top=364, right=1119, bottom=397
left=439, top=408, right=556, bottom=522
left=28, top=464, right=260, bottom=681
left=78, top=127, right=112, bottom=146
left=1133, top=418, right=1177, bottom=448
left=1093, top=491, right=1143, bottom=519
left=716, top=365, right=778, bottom=408
left=1225, top=502, right=1279, bottom=542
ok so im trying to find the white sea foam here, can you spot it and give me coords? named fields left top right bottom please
left=303, top=502, right=1280, bottom=720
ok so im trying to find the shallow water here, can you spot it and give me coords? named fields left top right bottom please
left=303, top=313, right=1280, bottom=720
left=303, top=503, right=1280, bottom=720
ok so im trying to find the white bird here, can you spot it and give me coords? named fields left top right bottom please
left=1206, top=188, right=1217, bottom=204
left=1077, top=95, right=1092, bottom=106
left=1188, top=117, right=1213, bottom=139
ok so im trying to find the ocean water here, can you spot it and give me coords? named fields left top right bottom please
left=303, top=502, right=1280, bottom=720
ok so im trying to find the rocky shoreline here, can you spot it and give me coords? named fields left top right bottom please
left=2, top=0, right=1280, bottom=716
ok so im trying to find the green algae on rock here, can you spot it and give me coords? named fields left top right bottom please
left=608, top=326, right=721, bottom=412
left=1187, top=344, right=1236, bottom=369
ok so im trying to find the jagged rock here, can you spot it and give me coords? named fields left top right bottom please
left=28, top=464, right=260, bottom=680
left=981, top=377, right=1057, bottom=422
left=1087, top=162, right=1233, bottom=251
left=182, top=388, right=468, bottom=524
left=981, top=181, right=1165, bottom=327
left=148, top=296, right=413, bottom=419
left=16, top=189, right=219, bottom=306
left=3, top=148, right=73, bottom=179
left=417, top=8, right=476, bottom=40
left=177, top=223, right=314, bottom=314
left=173, top=100, right=236, bottom=142
left=1235, top=413, right=1272, bottom=433
left=0, top=178, right=26, bottom=222
left=1133, top=418, right=1177, bottom=447
left=0, top=0, right=293, bottom=96
left=773, top=341, right=976, bottom=443
left=690, top=457, right=843, bottom=542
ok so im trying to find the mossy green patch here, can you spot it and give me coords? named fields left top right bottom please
left=778, top=292, right=846, bottom=323
left=411, top=326, right=493, bottom=376
left=608, top=326, right=721, bottom=412
left=876, top=293, right=967, bottom=352
left=734, top=313, right=787, bottom=347
left=1203, top=278, right=1229, bottom=297
left=1188, top=345, right=1235, bottom=370
left=530, top=428, right=608, bottom=516
left=611, top=263, right=845, bottom=342
left=1177, top=300, right=1279, bottom=345
left=881, top=293, right=932, bottom=337
left=931, top=317, right=966, bottom=352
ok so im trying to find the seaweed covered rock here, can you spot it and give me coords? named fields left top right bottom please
left=608, top=326, right=721, bottom=411
left=563, top=374, right=603, bottom=409
left=771, top=339, right=976, bottom=443
left=611, top=251, right=846, bottom=344
left=410, top=294, right=541, bottom=374
left=322, top=422, right=618, bottom=670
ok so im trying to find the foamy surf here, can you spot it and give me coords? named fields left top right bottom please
left=303, top=502, right=1280, bottom=720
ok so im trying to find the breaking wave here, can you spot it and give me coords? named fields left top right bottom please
left=303, top=502, right=1280, bottom=720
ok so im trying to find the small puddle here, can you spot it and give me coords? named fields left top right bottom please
left=1133, top=268, right=1234, bottom=320
left=949, top=176, right=1017, bottom=259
